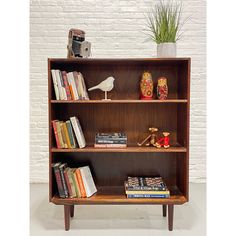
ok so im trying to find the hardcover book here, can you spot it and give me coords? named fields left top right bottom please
left=52, top=162, right=65, bottom=198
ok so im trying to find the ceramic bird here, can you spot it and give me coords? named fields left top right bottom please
left=88, top=76, right=115, bottom=100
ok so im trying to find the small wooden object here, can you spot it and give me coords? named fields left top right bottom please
left=137, top=127, right=158, bottom=146
left=140, top=71, right=154, bottom=100
left=157, top=77, right=168, bottom=100
left=155, top=132, right=170, bottom=149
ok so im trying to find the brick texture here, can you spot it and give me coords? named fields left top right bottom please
left=30, top=0, right=206, bottom=183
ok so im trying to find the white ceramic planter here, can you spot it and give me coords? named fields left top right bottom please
left=157, top=43, right=176, bottom=57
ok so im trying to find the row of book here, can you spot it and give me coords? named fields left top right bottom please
left=125, top=176, right=170, bottom=198
left=51, top=69, right=89, bottom=100
left=52, top=116, right=86, bottom=149
left=52, top=163, right=97, bottom=198
left=94, top=132, right=127, bottom=148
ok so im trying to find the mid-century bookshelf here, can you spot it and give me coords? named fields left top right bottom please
left=48, top=58, right=190, bottom=231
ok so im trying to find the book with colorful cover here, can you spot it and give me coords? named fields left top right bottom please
left=124, top=182, right=169, bottom=195
left=79, top=72, right=89, bottom=100
left=62, top=122, right=72, bottom=149
left=80, top=166, right=97, bottom=197
left=61, top=71, right=72, bottom=100
left=127, top=194, right=169, bottom=198
left=71, top=168, right=81, bottom=197
left=70, top=116, right=86, bottom=148
left=59, top=163, right=69, bottom=198
left=67, top=168, right=77, bottom=198
left=55, top=121, right=65, bottom=148
left=94, top=143, right=127, bottom=148
left=127, top=177, right=167, bottom=191
left=52, top=120, right=61, bottom=148
left=75, top=168, right=87, bottom=197
left=52, top=162, right=65, bottom=198
left=63, top=167, right=73, bottom=198
left=66, top=120, right=77, bottom=148
left=51, top=69, right=60, bottom=100
left=60, top=122, right=68, bottom=148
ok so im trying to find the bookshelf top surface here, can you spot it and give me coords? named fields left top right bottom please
left=48, top=57, right=191, bottom=64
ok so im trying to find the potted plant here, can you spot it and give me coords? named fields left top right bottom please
left=146, top=0, right=185, bottom=57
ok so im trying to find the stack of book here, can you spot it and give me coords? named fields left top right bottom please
left=52, top=163, right=97, bottom=198
left=51, top=69, right=89, bottom=100
left=52, top=116, right=86, bottom=149
left=125, top=176, right=170, bottom=198
left=94, top=133, right=127, bottom=148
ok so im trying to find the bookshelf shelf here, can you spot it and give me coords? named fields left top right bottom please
left=51, top=146, right=187, bottom=153
left=51, top=99, right=188, bottom=104
left=48, top=58, right=190, bottom=231
left=51, top=186, right=187, bottom=205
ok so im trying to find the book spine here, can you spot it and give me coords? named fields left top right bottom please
left=127, top=194, right=169, bottom=198
left=79, top=72, right=89, bottom=100
left=60, top=122, right=68, bottom=148
left=72, top=170, right=81, bottom=197
left=59, top=70, right=67, bottom=100
left=62, top=122, right=72, bottom=149
left=51, top=70, right=60, bottom=100
left=94, top=144, right=127, bottom=148
left=64, top=169, right=73, bottom=198
left=55, top=121, right=64, bottom=148
left=73, top=71, right=83, bottom=100
left=70, top=117, right=86, bottom=148
left=125, top=190, right=170, bottom=195
left=126, top=186, right=167, bottom=191
left=67, top=72, right=79, bottom=100
left=55, top=70, right=64, bottom=100
left=52, top=164, right=65, bottom=198
left=61, top=71, right=72, bottom=100
left=66, top=121, right=76, bottom=148
left=52, top=120, right=61, bottom=148
left=95, top=139, right=127, bottom=144
left=68, top=169, right=77, bottom=198
left=59, top=165, right=69, bottom=198
left=76, top=169, right=87, bottom=197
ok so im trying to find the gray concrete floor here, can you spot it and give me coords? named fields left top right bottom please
left=30, top=183, right=206, bottom=236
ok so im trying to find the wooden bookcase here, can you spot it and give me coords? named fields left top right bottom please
left=48, top=58, right=190, bottom=231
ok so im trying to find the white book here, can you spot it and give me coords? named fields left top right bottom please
left=59, top=71, right=67, bottom=100
left=80, top=166, right=97, bottom=197
left=67, top=72, right=79, bottom=100
left=55, top=70, right=65, bottom=100
left=51, top=70, right=60, bottom=100
left=78, top=72, right=89, bottom=100
left=73, top=71, right=83, bottom=100
left=70, top=116, right=86, bottom=148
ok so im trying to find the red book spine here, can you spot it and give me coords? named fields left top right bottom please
left=64, top=169, right=73, bottom=198
left=62, top=71, right=72, bottom=100
left=52, top=120, right=61, bottom=148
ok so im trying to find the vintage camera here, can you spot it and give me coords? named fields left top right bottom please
left=67, top=29, right=91, bottom=58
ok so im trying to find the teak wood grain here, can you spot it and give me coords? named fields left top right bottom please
left=48, top=58, right=190, bottom=231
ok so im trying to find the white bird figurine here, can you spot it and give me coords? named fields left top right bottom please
left=88, top=76, right=115, bottom=100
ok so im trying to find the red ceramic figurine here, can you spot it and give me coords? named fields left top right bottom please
left=140, top=71, right=153, bottom=100
left=155, top=132, right=170, bottom=149
left=157, top=77, right=168, bottom=100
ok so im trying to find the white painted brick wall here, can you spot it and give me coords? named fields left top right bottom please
left=30, top=0, right=206, bottom=183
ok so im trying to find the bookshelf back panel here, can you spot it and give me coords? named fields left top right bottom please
left=52, top=152, right=178, bottom=193
left=49, top=59, right=189, bottom=100
left=50, top=103, right=190, bottom=147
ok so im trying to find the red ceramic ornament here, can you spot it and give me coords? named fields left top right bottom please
left=140, top=71, right=153, bottom=100
left=157, top=77, right=168, bottom=100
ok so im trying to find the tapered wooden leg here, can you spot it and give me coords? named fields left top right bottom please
left=64, top=205, right=70, bottom=231
left=162, top=205, right=167, bottom=217
left=168, top=204, right=174, bottom=231
left=70, top=205, right=74, bottom=217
